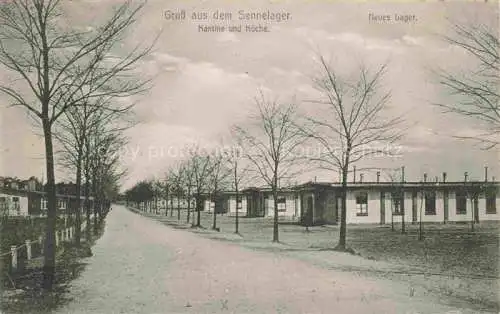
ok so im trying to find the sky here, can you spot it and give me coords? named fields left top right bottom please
left=0, top=0, right=498, bottom=190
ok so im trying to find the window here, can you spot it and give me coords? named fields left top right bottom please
left=425, top=191, right=436, bottom=215
left=59, top=199, right=66, bottom=209
left=486, top=189, right=497, bottom=214
left=356, top=192, right=368, bottom=216
left=277, top=197, right=286, bottom=212
left=236, top=196, right=243, bottom=209
left=0, top=197, right=7, bottom=211
left=391, top=191, right=404, bottom=215
left=455, top=190, right=467, bottom=215
left=12, top=197, right=20, bottom=210
left=41, top=198, right=48, bottom=210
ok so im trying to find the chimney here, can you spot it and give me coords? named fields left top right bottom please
left=442, top=172, right=447, bottom=183
left=464, top=172, right=468, bottom=182
left=493, top=176, right=496, bottom=182
left=485, top=166, right=488, bottom=182
left=360, top=173, right=364, bottom=183
left=401, top=166, right=405, bottom=183
left=376, top=171, right=380, bottom=183
left=314, top=176, right=317, bottom=183
left=423, top=173, right=427, bottom=182
left=353, top=166, right=356, bottom=183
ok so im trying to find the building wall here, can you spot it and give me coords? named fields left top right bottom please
left=0, top=193, right=29, bottom=216
left=214, top=184, right=499, bottom=224
left=18, top=196, right=28, bottom=216
left=296, top=195, right=302, bottom=218
left=446, top=191, right=500, bottom=222
left=204, top=199, right=215, bottom=212
left=265, top=194, right=297, bottom=218
left=481, top=192, right=500, bottom=221
left=346, top=190, right=380, bottom=224
left=341, top=188, right=500, bottom=225
left=227, top=195, right=248, bottom=215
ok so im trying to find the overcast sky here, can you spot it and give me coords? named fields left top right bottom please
left=0, top=0, right=498, bottom=190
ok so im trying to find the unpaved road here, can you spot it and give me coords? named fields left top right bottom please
left=54, top=205, right=483, bottom=313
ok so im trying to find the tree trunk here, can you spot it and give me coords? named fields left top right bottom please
left=235, top=188, right=239, bottom=234
left=84, top=178, right=91, bottom=240
left=74, top=152, right=83, bottom=246
left=165, top=189, right=169, bottom=216
left=419, top=190, right=424, bottom=241
left=196, top=194, right=201, bottom=227
left=470, top=197, right=475, bottom=231
left=272, top=173, right=279, bottom=242
left=42, top=120, right=56, bottom=291
left=92, top=179, right=98, bottom=235
left=401, top=189, right=406, bottom=234
left=187, top=192, right=191, bottom=223
left=473, top=194, right=479, bottom=224
left=177, top=193, right=181, bottom=221
left=337, top=165, right=348, bottom=250
left=212, top=193, right=217, bottom=230
left=170, top=195, right=174, bottom=217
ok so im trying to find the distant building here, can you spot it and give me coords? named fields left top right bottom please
left=198, top=178, right=499, bottom=225
left=0, top=176, right=93, bottom=217
left=203, top=191, right=248, bottom=216
left=295, top=180, right=499, bottom=225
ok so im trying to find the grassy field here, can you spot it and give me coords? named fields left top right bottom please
left=136, top=207, right=499, bottom=312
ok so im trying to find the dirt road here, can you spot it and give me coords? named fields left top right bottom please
left=54, top=205, right=481, bottom=313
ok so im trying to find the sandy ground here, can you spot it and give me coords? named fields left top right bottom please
left=53, top=205, right=487, bottom=314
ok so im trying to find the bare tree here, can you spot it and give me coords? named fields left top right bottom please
left=225, top=137, right=250, bottom=234
left=169, top=162, right=186, bottom=221
left=435, top=22, right=499, bottom=149
left=382, top=167, right=406, bottom=233
left=0, top=0, right=152, bottom=290
left=235, top=93, right=305, bottom=242
left=168, top=172, right=176, bottom=217
left=189, top=147, right=213, bottom=228
left=181, top=159, right=195, bottom=224
left=55, top=96, right=130, bottom=246
left=151, top=179, right=164, bottom=215
left=207, top=151, right=230, bottom=231
left=303, top=55, right=404, bottom=251
left=88, top=128, right=127, bottom=230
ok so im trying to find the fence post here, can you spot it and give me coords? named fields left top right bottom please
left=10, top=246, right=17, bottom=270
left=39, top=235, right=43, bottom=255
left=26, top=240, right=32, bottom=260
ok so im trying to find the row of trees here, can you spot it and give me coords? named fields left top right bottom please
left=1, top=0, right=496, bottom=292
left=126, top=143, right=250, bottom=234
left=127, top=53, right=403, bottom=249
left=0, top=0, right=152, bottom=291
left=126, top=19, right=498, bottom=251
